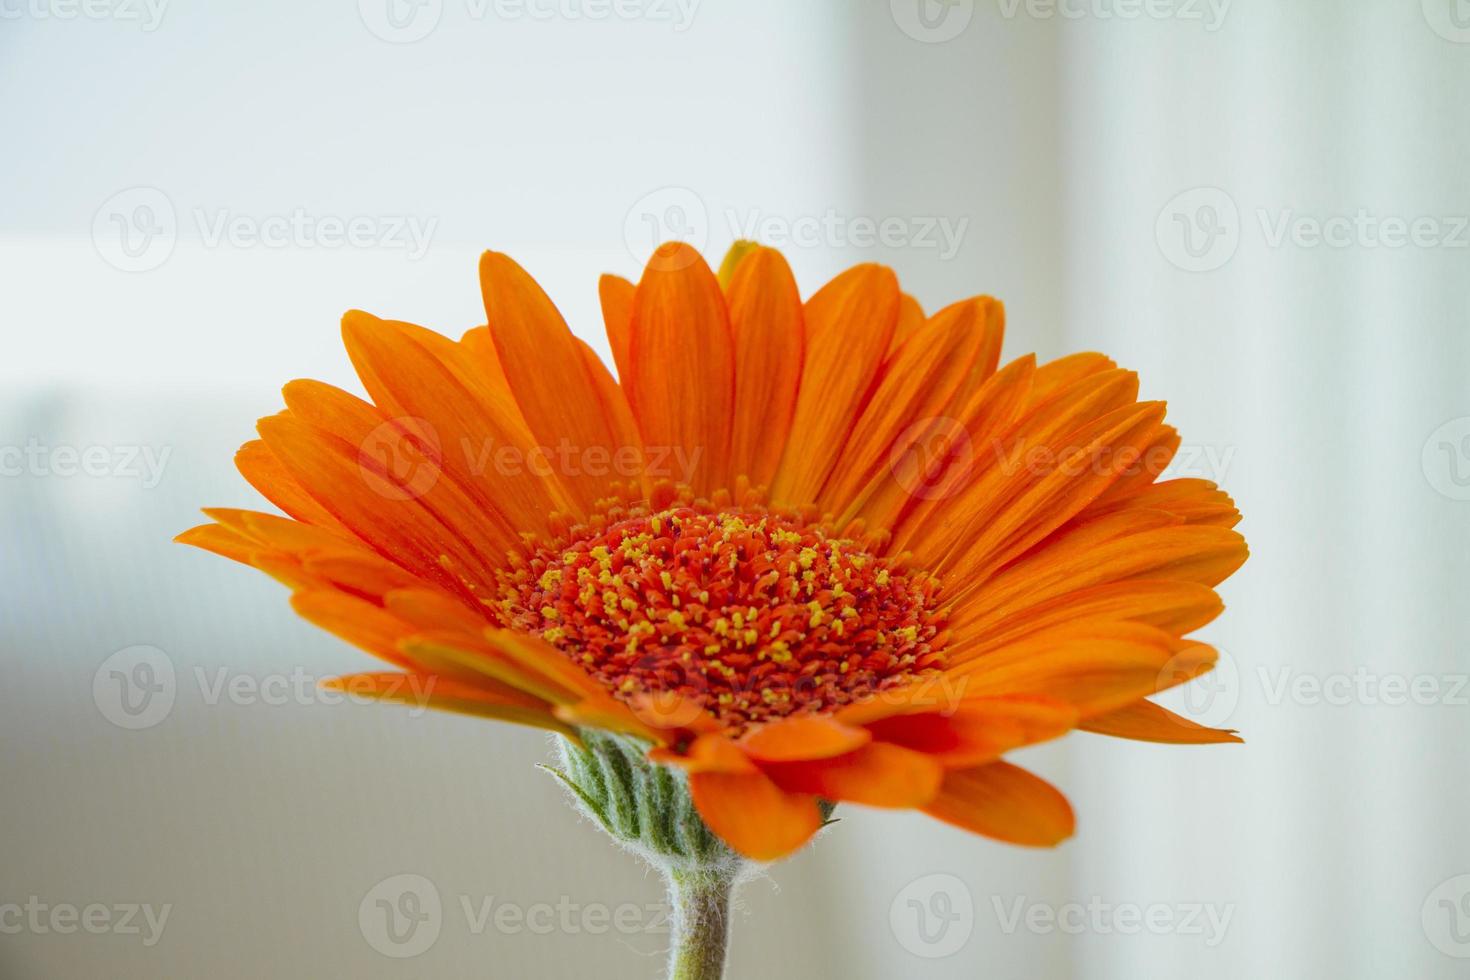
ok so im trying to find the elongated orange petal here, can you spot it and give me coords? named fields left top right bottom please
left=949, top=624, right=1209, bottom=718
left=770, top=264, right=898, bottom=506
left=820, top=297, right=1004, bottom=513
left=625, top=242, right=734, bottom=495
left=762, top=742, right=942, bottom=808
left=1081, top=699, right=1242, bottom=744
left=688, top=769, right=824, bottom=861
left=855, top=696, right=1078, bottom=767
left=235, top=440, right=350, bottom=534
left=923, top=761, right=1075, bottom=847
left=726, top=246, right=803, bottom=489
left=598, top=274, right=635, bottom=382
left=481, top=252, right=630, bottom=507
left=341, top=312, right=574, bottom=535
left=321, top=671, right=574, bottom=737
left=953, top=579, right=1224, bottom=661
left=739, top=715, right=870, bottom=762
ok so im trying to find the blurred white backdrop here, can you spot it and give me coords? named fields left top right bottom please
left=3, top=1, right=1469, bottom=977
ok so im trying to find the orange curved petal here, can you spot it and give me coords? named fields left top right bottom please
left=725, top=245, right=803, bottom=489
left=625, top=242, right=734, bottom=495
left=1081, top=699, right=1242, bottom=744
left=761, top=742, right=942, bottom=808
left=922, top=761, right=1075, bottom=847
left=769, top=263, right=899, bottom=506
left=738, top=715, right=870, bottom=762
left=688, top=768, right=824, bottom=861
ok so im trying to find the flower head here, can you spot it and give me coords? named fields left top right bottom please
left=180, top=241, right=1247, bottom=862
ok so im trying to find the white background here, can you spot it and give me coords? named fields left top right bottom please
left=3, top=1, right=1469, bottom=977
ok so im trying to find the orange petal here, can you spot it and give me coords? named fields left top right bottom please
left=1081, top=699, right=1242, bottom=744
left=856, top=696, right=1077, bottom=767
left=321, top=671, right=573, bottom=737
left=769, top=263, right=899, bottom=506
left=481, top=251, right=629, bottom=507
left=340, top=311, right=571, bottom=538
left=923, top=761, right=1075, bottom=847
left=953, top=579, right=1224, bottom=660
left=290, top=589, right=420, bottom=671
left=762, top=742, right=943, bottom=808
left=235, top=440, right=350, bottom=534
left=688, top=768, right=823, bottom=861
left=739, top=715, right=870, bottom=763
left=948, top=623, right=1201, bottom=718
left=725, top=246, right=804, bottom=489
left=598, top=274, right=635, bottom=383
left=625, top=242, right=734, bottom=495
left=821, top=296, right=1004, bottom=512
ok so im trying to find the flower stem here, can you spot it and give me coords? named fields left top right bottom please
left=666, top=866, right=737, bottom=980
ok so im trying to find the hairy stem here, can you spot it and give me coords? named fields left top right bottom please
left=666, top=866, right=738, bottom=980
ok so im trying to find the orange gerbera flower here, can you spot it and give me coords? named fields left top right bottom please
left=180, top=241, right=1246, bottom=864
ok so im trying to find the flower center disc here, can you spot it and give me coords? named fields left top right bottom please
left=498, top=506, right=948, bottom=732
